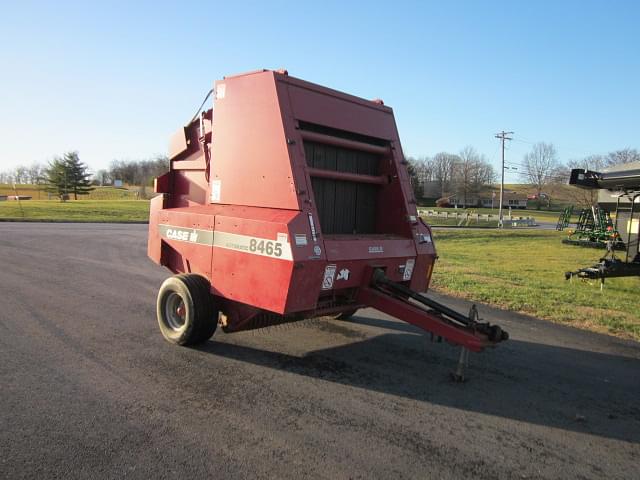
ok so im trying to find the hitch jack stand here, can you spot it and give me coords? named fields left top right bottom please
left=451, top=347, right=470, bottom=383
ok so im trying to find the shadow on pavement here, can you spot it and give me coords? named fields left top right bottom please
left=196, top=320, right=640, bottom=444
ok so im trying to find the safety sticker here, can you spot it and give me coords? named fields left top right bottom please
left=336, top=268, right=350, bottom=281
left=210, top=180, right=221, bottom=202
left=294, top=233, right=308, bottom=246
left=308, top=213, right=317, bottom=242
left=403, top=258, right=415, bottom=281
left=322, top=264, right=337, bottom=290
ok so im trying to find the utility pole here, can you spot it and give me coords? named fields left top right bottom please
left=495, top=131, right=513, bottom=228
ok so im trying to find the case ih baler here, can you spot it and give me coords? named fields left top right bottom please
left=148, top=69, right=507, bottom=373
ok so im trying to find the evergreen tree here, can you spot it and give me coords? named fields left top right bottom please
left=43, top=152, right=94, bottom=200
left=63, top=152, right=94, bottom=199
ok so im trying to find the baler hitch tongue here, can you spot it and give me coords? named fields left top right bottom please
left=361, top=269, right=508, bottom=351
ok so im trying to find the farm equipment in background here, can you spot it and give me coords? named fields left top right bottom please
left=555, top=205, right=573, bottom=231
left=147, top=69, right=508, bottom=379
left=561, top=205, right=625, bottom=250
left=565, top=168, right=640, bottom=284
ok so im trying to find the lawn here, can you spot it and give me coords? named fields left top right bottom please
left=0, top=184, right=144, bottom=200
left=431, top=229, right=640, bottom=340
left=0, top=200, right=150, bottom=222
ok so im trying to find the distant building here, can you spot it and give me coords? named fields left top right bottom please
left=447, top=189, right=527, bottom=209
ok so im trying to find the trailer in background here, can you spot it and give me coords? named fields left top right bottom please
left=565, top=168, right=640, bottom=283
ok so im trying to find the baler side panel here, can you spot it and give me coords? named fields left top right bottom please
left=155, top=209, right=216, bottom=278
left=285, top=82, right=395, bottom=140
left=211, top=214, right=295, bottom=314
left=209, top=72, right=300, bottom=210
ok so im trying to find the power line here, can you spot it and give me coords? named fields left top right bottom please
left=495, top=131, right=513, bottom=228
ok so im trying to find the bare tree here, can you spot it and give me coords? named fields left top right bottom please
left=564, top=155, right=607, bottom=206
left=452, top=146, right=495, bottom=206
left=605, top=148, right=640, bottom=166
left=521, top=142, right=561, bottom=207
left=431, top=152, right=458, bottom=197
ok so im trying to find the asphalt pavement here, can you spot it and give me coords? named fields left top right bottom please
left=1, top=223, right=638, bottom=479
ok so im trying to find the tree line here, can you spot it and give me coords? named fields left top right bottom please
left=407, top=146, right=496, bottom=204
left=406, top=144, right=639, bottom=207
left=0, top=154, right=169, bottom=199
left=2, top=145, right=637, bottom=205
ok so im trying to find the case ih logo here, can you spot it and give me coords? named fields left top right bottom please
left=166, top=228, right=198, bottom=243
left=159, top=225, right=206, bottom=244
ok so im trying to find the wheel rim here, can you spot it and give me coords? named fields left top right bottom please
left=164, top=292, right=187, bottom=331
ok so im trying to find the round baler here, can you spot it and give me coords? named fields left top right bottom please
left=148, top=69, right=507, bottom=374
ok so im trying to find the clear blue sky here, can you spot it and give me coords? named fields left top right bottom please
left=1, top=0, right=638, bottom=182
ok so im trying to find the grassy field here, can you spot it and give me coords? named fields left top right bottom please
left=431, top=229, right=640, bottom=340
left=0, top=184, right=144, bottom=200
left=0, top=200, right=150, bottom=222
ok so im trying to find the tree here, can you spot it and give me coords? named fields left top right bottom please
left=109, top=155, right=169, bottom=186
left=605, top=148, right=640, bottom=166
left=521, top=142, right=561, bottom=208
left=406, top=159, right=423, bottom=200
left=43, top=152, right=94, bottom=200
left=565, top=155, right=607, bottom=206
left=43, top=158, right=70, bottom=200
left=431, top=152, right=458, bottom=197
left=93, top=169, right=111, bottom=186
left=451, top=146, right=495, bottom=206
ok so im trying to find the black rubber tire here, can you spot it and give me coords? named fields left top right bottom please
left=336, top=309, right=358, bottom=320
left=156, top=274, right=218, bottom=345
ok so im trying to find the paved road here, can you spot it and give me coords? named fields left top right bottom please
left=1, top=223, right=639, bottom=479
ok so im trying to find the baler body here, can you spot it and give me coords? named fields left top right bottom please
left=149, top=70, right=506, bottom=352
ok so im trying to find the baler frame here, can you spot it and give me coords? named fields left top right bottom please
left=148, top=69, right=508, bottom=376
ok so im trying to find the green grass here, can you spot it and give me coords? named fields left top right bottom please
left=424, top=218, right=500, bottom=228
left=0, top=200, right=150, bottom=222
left=0, top=184, right=144, bottom=200
left=431, top=229, right=640, bottom=340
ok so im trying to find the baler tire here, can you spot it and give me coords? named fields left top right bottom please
left=156, top=274, right=218, bottom=346
left=336, top=309, right=358, bottom=320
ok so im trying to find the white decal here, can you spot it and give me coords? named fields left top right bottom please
left=322, top=264, right=337, bottom=290
left=216, top=83, right=226, bottom=99
left=313, top=245, right=322, bottom=256
left=277, top=232, right=288, bottom=243
left=403, top=258, right=415, bottom=281
left=160, top=224, right=293, bottom=260
left=336, top=268, right=350, bottom=281
left=166, top=228, right=198, bottom=243
left=308, top=213, right=317, bottom=242
left=210, top=180, right=221, bottom=202
left=295, top=233, right=308, bottom=246
left=213, top=231, right=292, bottom=260
left=368, top=246, right=384, bottom=254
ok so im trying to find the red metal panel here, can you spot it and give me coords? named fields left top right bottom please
left=357, top=287, right=491, bottom=352
left=323, top=237, right=416, bottom=262
left=285, top=81, right=396, bottom=141
left=209, top=71, right=300, bottom=210
left=210, top=215, right=295, bottom=313
left=157, top=209, right=216, bottom=278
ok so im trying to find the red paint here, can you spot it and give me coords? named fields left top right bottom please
left=148, top=69, right=504, bottom=352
